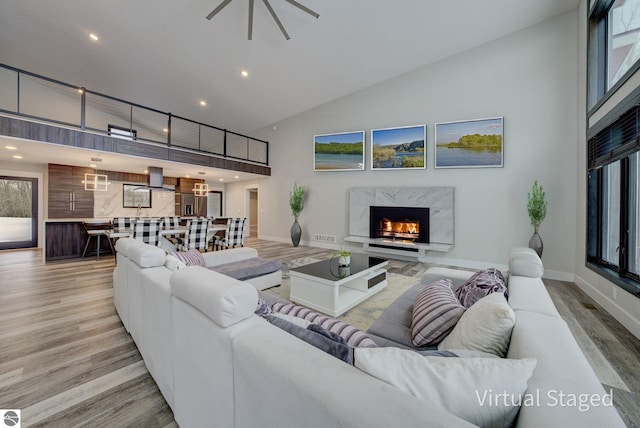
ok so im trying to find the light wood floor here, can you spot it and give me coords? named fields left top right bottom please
left=1, top=239, right=639, bottom=427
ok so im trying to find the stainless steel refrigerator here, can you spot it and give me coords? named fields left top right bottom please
left=181, top=193, right=207, bottom=217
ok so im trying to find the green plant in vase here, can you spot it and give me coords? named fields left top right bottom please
left=527, top=180, right=547, bottom=257
left=332, top=247, right=352, bottom=267
left=289, top=183, right=305, bottom=247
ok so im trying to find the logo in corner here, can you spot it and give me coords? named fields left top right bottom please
left=3, top=410, right=20, bottom=428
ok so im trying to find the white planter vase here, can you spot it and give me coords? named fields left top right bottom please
left=338, top=254, right=350, bottom=267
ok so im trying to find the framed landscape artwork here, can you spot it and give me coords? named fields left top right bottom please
left=371, top=125, right=426, bottom=170
left=435, top=117, right=504, bottom=168
left=314, top=131, right=365, bottom=171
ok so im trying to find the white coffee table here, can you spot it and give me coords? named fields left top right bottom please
left=289, top=254, right=388, bottom=317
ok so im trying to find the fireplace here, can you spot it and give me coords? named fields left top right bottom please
left=369, top=206, right=429, bottom=243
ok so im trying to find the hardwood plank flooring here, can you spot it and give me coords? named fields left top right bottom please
left=0, top=240, right=639, bottom=427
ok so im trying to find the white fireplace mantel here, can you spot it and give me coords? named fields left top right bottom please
left=345, top=187, right=454, bottom=260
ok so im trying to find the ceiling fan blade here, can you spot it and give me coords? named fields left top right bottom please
left=248, top=0, right=254, bottom=40
left=262, top=0, right=290, bottom=40
left=206, top=0, right=233, bottom=20
left=282, top=0, right=319, bottom=18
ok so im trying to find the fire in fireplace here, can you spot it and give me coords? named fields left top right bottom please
left=369, top=206, right=430, bottom=243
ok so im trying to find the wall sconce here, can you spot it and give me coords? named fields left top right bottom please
left=193, top=182, right=209, bottom=196
left=84, top=173, right=110, bottom=191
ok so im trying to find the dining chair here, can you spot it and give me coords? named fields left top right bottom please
left=131, top=218, right=163, bottom=247
left=162, top=216, right=182, bottom=245
left=208, top=217, right=228, bottom=251
left=214, top=217, right=246, bottom=250
left=178, top=218, right=210, bottom=252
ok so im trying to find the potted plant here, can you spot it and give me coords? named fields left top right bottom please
left=332, top=247, right=352, bottom=267
left=289, top=183, right=305, bottom=247
left=527, top=180, right=547, bottom=257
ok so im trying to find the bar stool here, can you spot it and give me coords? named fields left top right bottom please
left=82, top=219, right=115, bottom=259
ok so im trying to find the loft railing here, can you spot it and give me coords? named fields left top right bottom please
left=0, top=63, right=269, bottom=166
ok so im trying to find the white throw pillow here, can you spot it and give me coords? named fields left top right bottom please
left=438, top=292, right=515, bottom=357
left=354, top=347, right=536, bottom=428
left=165, top=254, right=187, bottom=272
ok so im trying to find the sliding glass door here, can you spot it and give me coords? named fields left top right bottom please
left=0, top=176, right=38, bottom=249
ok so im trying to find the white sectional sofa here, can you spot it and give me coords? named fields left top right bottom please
left=113, top=240, right=626, bottom=427
left=112, top=238, right=282, bottom=408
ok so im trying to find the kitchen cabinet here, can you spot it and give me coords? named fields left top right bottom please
left=48, top=164, right=95, bottom=218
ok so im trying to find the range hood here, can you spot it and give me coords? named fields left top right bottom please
left=134, top=166, right=174, bottom=192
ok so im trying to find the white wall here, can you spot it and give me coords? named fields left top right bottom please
left=0, top=160, right=46, bottom=248
left=574, top=0, right=640, bottom=339
left=230, top=10, right=579, bottom=276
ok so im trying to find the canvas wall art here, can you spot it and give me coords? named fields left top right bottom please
left=371, top=125, right=426, bottom=170
left=314, top=131, right=365, bottom=171
left=435, top=117, right=504, bottom=168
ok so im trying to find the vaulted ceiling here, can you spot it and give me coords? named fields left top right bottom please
left=0, top=0, right=580, bottom=136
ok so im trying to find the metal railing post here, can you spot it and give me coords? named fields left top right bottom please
left=80, top=87, right=86, bottom=130
left=224, top=130, right=227, bottom=158
left=16, top=71, right=20, bottom=113
left=167, top=114, right=172, bottom=147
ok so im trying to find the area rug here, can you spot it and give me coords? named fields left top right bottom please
left=264, top=257, right=419, bottom=331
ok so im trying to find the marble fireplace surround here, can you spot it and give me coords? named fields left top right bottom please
left=346, top=187, right=454, bottom=258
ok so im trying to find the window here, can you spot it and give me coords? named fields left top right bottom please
left=607, top=0, right=640, bottom=90
left=602, top=160, right=621, bottom=265
left=588, top=0, right=640, bottom=110
left=0, top=176, right=38, bottom=250
left=630, top=152, right=640, bottom=274
left=108, top=124, right=137, bottom=140
left=587, top=105, right=640, bottom=295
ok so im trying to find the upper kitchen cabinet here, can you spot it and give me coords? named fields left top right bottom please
left=48, top=164, right=95, bottom=218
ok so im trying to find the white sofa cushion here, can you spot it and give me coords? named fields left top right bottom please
left=507, top=310, right=625, bottom=427
left=354, top=347, right=537, bottom=428
left=164, top=254, right=187, bottom=272
left=170, top=266, right=258, bottom=328
left=438, top=292, right=516, bottom=357
left=127, top=240, right=166, bottom=268
left=232, top=323, right=474, bottom=428
left=509, top=247, right=544, bottom=278
left=508, top=276, right=560, bottom=318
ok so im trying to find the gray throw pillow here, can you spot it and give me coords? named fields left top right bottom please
left=267, top=315, right=352, bottom=364
left=454, top=268, right=507, bottom=308
left=411, top=279, right=466, bottom=347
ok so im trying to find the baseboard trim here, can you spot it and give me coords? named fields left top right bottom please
left=573, top=274, right=640, bottom=340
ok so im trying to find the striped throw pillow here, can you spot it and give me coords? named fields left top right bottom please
left=411, top=279, right=466, bottom=347
left=272, top=303, right=377, bottom=348
left=171, top=248, right=206, bottom=267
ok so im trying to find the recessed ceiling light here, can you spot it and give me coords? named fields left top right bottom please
left=163, top=128, right=168, bottom=133
left=234, top=175, right=239, bottom=179
left=185, top=174, right=191, bottom=178
left=219, top=178, right=224, bottom=182
left=4, top=145, right=17, bottom=150
left=12, top=155, right=23, bottom=159
left=89, top=33, right=99, bottom=41
left=241, top=70, right=249, bottom=78
left=199, top=100, right=207, bottom=107
left=144, top=169, right=149, bottom=174
left=77, top=88, right=84, bottom=94
left=89, top=163, right=97, bottom=168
